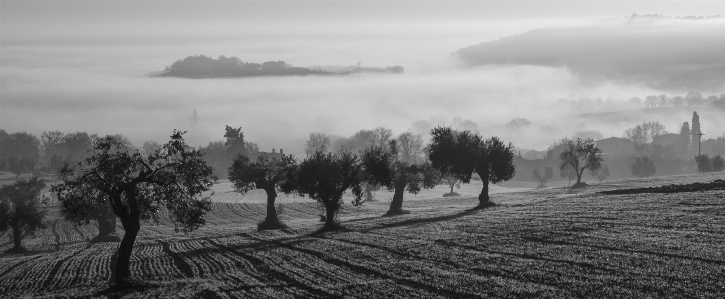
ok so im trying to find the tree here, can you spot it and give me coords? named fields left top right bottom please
left=533, top=166, right=554, bottom=187
left=40, top=130, right=65, bottom=163
left=428, top=127, right=478, bottom=194
left=59, top=187, right=120, bottom=243
left=362, top=132, right=439, bottom=215
left=560, top=164, right=577, bottom=186
left=224, top=125, right=248, bottom=158
left=443, top=176, right=460, bottom=195
left=625, top=121, right=668, bottom=153
left=695, top=154, right=711, bottom=173
left=245, top=141, right=260, bottom=153
left=0, top=177, right=47, bottom=253
left=7, top=155, right=36, bottom=178
left=141, top=140, right=162, bottom=157
left=305, top=132, right=331, bottom=155
left=712, top=155, right=725, bottom=172
left=573, top=130, right=603, bottom=141
left=677, top=122, right=691, bottom=156
left=295, top=150, right=367, bottom=228
left=672, top=96, right=684, bottom=107
left=591, top=165, right=610, bottom=181
left=691, top=112, right=701, bottom=148
left=659, top=94, right=671, bottom=107
left=631, top=156, right=657, bottom=177
left=428, top=127, right=515, bottom=207
left=685, top=91, right=703, bottom=106
left=474, top=137, right=516, bottom=206
left=51, top=131, right=215, bottom=285
left=371, top=127, right=393, bottom=148
left=505, top=117, right=532, bottom=132
left=644, top=95, right=658, bottom=108
left=61, top=132, right=95, bottom=164
left=0, top=131, right=39, bottom=158
left=228, top=154, right=297, bottom=230
left=559, top=138, right=603, bottom=187
left=628, top=97, right=643, bottom=108
left=646, top=122, right=668, bottom=144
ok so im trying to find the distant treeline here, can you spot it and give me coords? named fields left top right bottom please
left=154, top=55, right=404, bottom=78
left=553, top=91, right=725, bottom=113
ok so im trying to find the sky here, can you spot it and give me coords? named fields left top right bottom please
left=1, top=1, right=724, bottom=154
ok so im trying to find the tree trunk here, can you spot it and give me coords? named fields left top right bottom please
left=325, top=204, right=336, bottom=228
left=576, top=170, right=583, bottom=184
left=263, top=188, right=279, bottom=225
left=12, top=226, right=22, bottom=249
left=387, top=181, right=407, bottom=215
left=97, top=215, right=109, bottom=237
left=108, top=214, right=117, bottom=234
left=92, top=202, right=119, bottom=242
left=478, top=181, right=490, bottom=205
left=114, top=217, right=140, bottom=285
left=113, top=187, right=141, bottom=286
left=365, top=184, right=374, bottom=201
left=478, top=168, right=490, bottom=206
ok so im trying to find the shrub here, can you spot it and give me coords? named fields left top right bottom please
left=695, top=154, right=712, bottom=173
left=631, top=156, right=657, bottom=178
left=711, top=155, right=724, bottom=172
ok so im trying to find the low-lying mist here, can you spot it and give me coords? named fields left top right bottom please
left=2, top=15, right=723, bottom=156
left=7, top=62, right=719, bottom=156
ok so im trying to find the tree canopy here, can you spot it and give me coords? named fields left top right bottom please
left=474, top=136, right=516, bottom=205
left=429, top=127, right=516, bottom=207
left=52, top=130, right=216, bottom=285
left=559, top=137, right=604, bottom=187
left=0, top=177, right=47, bottom=252
left=362, top=132, right=439, bottom=215
left=228, top=154, right=297, bottom=230
left=295, top=150, right=371, bottom=228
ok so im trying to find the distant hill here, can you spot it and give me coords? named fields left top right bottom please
left=454, top=14, right=725, bottom=90
left=153, top=55, right=404, bottom=78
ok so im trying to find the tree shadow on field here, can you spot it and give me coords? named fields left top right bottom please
left=358, top=205, right=494, bottom=233
left=94, top=280, right=163, bottom=299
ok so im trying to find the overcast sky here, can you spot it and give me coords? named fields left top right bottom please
left=1, top=1, right=724, bottom=153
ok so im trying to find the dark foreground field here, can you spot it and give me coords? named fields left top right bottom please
left=1, top=173, right=724, bottom=298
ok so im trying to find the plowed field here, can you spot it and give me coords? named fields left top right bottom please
left=1, top=173, right=724, bottom=298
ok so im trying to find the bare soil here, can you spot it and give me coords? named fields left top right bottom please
left=1, top=172, right=724, bottom=298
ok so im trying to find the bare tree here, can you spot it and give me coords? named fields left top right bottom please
left=305, top=132, right=331, bottom=155
left=141, top=140, right=162, bottom=157
left=559, top=138, right=604, bottom=187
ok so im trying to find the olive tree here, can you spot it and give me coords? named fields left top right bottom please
left=296, top=149, right=390, bottom=228
left=362, top=132, right=439, bottom=215
left=59, top=187, right=120, bottom=243
left=428, top=127, right=516, bottom=208
left=428, top=127, right=478, bottom=192
left=533, top=166, right=554, bottom=188
left=559, top=137, right=603, bottom=187
left=51, top=131, right=215, bottom=285
left=0, top=177, right=47, bottom=253
left=228, top=154, right=297, bottom=230
left=474, top=136, right=516, bottom=206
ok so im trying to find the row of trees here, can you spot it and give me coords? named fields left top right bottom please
left=555, top=92, right=725, bottom=112
left=0, top=127, right=261, bottom=180
left=32, top=126, right=517, bottom=286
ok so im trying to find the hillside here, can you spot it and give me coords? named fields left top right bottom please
left=454, top=15, right=725, bottom=90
